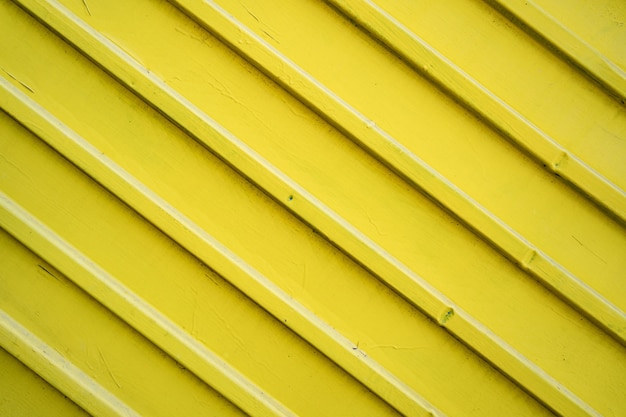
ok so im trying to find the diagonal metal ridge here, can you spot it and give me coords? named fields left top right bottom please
left=0, top=308, right=139, bottom=417
left=0, top=190, right=296, bottom=417
left=7, top=2, right=606, bottom=416
left=484, top=0, right=626, bottom=104
left=0, top=76, right=444, bottom=417
left=165, top=0, right=626, bottom=348
left=324, top=0, right=626, bottom=227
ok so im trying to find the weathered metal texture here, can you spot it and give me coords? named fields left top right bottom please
left=1, top=0, right=625, bottom=416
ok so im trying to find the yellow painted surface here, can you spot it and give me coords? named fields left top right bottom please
left=0, top=0, right=624, bottom=416
left=0, top=347, right=89, bottom=417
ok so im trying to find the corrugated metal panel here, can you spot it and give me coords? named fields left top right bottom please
left=1, top=0, right=624, bottom=415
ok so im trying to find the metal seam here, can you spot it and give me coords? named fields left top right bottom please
left=0, top=75, right=442, bottom=417
left=0, top=307, right=139, bottom=417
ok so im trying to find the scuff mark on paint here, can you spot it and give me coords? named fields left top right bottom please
left=241, top=3, right=259, bottom=22
left=81, top=0, right=92, bottom=16
left=240, top=2, right=281, bottom=44
left=38, top=264, right=60, bottom=281
left=571, top=235, right=607, bottom=264
left=439, top=308, right=454, bottom=326
left=369, top=344, right=426, bottom=351
left=262, top=30, right=279, bottom=43
left=98, top=348, right=121, bottom=388
left=1, top=67, right=34, bottom=93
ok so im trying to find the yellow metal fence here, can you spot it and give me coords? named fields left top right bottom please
left=1, top=0, right=625, bottom=416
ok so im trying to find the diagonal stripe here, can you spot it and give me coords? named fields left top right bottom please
left=0, top=308, right=139, bottom=417
left=0, top=75, right=444, bottom=417
left=325, top=0, right=626, bottom=226
left=0, top=190, right=295, bottom=417
left=485, top=0, right=626, bottom=103
left=6, top=1, right=607, bottom=416
left=166, top=0, right=626, bottom=347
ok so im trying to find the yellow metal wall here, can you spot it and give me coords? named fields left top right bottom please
left=1, top=0, right=625, bottom=416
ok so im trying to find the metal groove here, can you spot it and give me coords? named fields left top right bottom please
left=0, top=308, right=139, bottom=417
left=8, top=2, right=604, bottom=416
left=0, top=190, right=294, bottom=417
left=484, top=0, right=626, bottom=103
left=0, top=76, right=443, bottom=417
left=166, top=0, right=626, bottom=347
left=324, top=0, right=626, bottom=226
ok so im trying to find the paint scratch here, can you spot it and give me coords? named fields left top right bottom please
left=571, top=235, right=607, bottom=264
left=81, top=0, right=92, bottom=16
left=599, top=125, right=625, bottom=143
left=175, top=26, right=209, bottom=44
left=1, top=67, right=34, bottom=93
left=369, top=344, right=426, bottom=351
left=364, top=209, right=385, bottom=237
left=240, top=2, right=281, bottom=44
left=38, top=264, right=60, bottom=281
left=241, top=2, right=259, bottom=22
left=262, top=30, right=279, bottom=43
left=98, top=348, right=121, bottom=388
